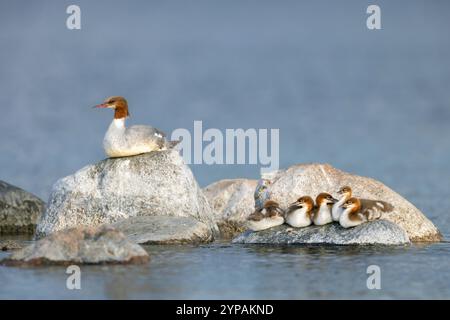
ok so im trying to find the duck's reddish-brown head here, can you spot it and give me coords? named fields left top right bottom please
left=94, top=96, right=130, bottom=119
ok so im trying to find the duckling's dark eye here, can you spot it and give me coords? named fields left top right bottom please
left=327, top=196, right=332, bottom=199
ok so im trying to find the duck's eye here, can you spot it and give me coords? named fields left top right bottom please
left=327, top=196, right=332, bottom=199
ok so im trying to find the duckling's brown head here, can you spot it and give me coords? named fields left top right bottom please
left=263, top=200, right=284, bottom=217
left=296, top=196, right=314, bottom=211
left=316, top=193, right=337, bottom=207
left=337, top=186, right=352, bottom=198
left=342, top=197, right=361, bottom=212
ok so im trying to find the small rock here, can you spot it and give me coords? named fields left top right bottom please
left=35, top=150, right=218, bottom=239
left=112, top=216, right=213, bottom=245
left=203, top=179, right=258, bottom=238
left=1, top=226, right=149, bottom=266
left=232, top=220, right=410, bottom=245
left=0, top=240, right=23, bottom=251
left=0, top=180, right=46, bottom=235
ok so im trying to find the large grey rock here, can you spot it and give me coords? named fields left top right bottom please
left=1, top=226, right=149, bottom=266
left=0, top=180, right=46, bottom=234
left=203, top=179, right=258, bottom=238
left=35, top=150, right=218, bottom=238
left=232, top=220, right=410, bottom=245
left=112, top=216, right=213, bottom=244
left=263, top=164, right=442, bottom=242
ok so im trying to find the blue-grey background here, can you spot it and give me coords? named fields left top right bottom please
left=0, top=0, right=449, bottom=299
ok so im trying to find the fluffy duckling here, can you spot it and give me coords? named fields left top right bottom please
left=285, top=196, right=315, bottom=228
left=332, top=186, right=352, bottom=222
left=313, top=193, right=337, bottom=226
left=246, top=200, right=285, bottom=231
left=339, top=197, right=392, bottom=228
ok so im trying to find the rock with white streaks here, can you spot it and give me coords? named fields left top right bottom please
left=35, top=150, right=218, bottom=239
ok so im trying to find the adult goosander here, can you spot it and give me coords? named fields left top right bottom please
left=94, top=96, right=179, bottom=158
left=313, top=193, right=337, bottom=226
left=339, top=197, right=393, bottom=228
left=246, top=200, right=285, bottom=231
left=285, top=196, right=314, bottom=228
left=332, top=186, right=352, bottom=222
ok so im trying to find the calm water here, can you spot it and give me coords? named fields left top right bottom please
left=1, top=0, right=450, bottom=299
left=1, top=239, right=450, bottom=299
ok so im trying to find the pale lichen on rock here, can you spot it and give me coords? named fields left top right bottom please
left=35, top=150, right=218, bottom=240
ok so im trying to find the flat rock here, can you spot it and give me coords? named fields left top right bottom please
left=35, top=150, right=218, bottom=239
left=0, top=180, right=46, bottom=234
left=111, top=216, right=213, bottom=245
left=1, top=226, right=149, bottom=266
left=264, top=164, right=441, bottom=242
left=232, top=220, right=410, bottom=245
left=203, top=179, right=258, bottom=238
left=0, top=240, right=23, bottom=251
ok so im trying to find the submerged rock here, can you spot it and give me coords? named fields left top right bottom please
left=0, top=180, right=46, bottom=234
left=233, top=220, right=410, bottom=245
left=112, top=216, right=213, bottom=245
left=36, top=150, right=218, bottom=239
left=204, top=179, right=258, bottom=238
left=260, top=164, right=441, bottom=242
left=1, top=226, right=149, bottom=266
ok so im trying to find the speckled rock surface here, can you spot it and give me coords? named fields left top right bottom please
left=265, top=164, right=442, bottom=242
left=35, top=150, right=218, bottom=238
left=112, top=216, right=213, bottom=244
left=0, top=180, right=46, bottom=234
left=203, top=179, right=258, bottom=238
left=232, top=220, right=410, bottom=245
left=1, top=226, right=149, bottom=266
left=0, top=240, right=23, bottom=251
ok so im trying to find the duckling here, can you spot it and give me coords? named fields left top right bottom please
left=246, top=200, right=285, bottom=231
left=313, top=193, right=337, bottom=226
left=339, top=197, right=392, bottom=228
left=332, top=186, right=352, bottom=222
left=285, top=196, right=315, bottom=228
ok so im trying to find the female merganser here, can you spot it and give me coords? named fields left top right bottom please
left=94, top=96, right=179, bottom=158
left=313, top=193, right=337, bottom=226
left=339, top=197, right=393, bottom=228
left=246, top=200, right=285, bottom=231
left=332, top=186, right=352, bottom=222
left=285, top=196, right=314, bottom=228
